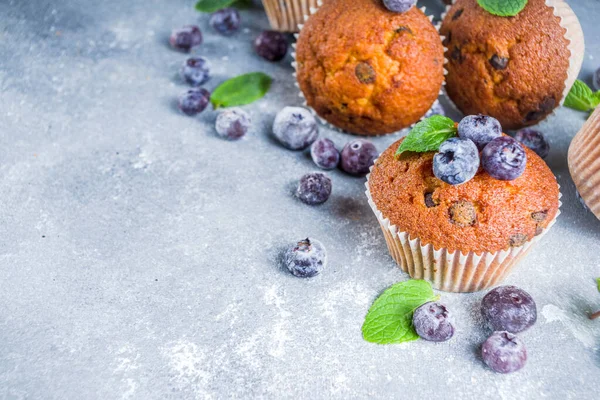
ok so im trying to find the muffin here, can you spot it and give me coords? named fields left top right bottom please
left=366, top=121, right=560, bottom=292
left=568, top=107, right=600, bottom=220
left=262, top=0, right=320, bottom=32
left=295, top=0, right=445, bottom=135
left=440, top=0, right=584, bottom=130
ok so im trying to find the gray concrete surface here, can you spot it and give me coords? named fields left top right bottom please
left=0, top=0, right=599, bottom=398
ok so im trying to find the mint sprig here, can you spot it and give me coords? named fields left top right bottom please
left=396, top=115, right=458, bottom=156
left=362, top=280, right=439, bottom=344
left=477, top=0, right=528, bottom=17
left=564, top=80, right=600, bottom=112
left=210, top=72, right=272, bottom=108
left=195, top=0, right=252, bottom=13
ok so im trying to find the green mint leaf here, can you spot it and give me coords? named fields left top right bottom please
left=362, top=280, right=439, bottom=344
left=195, top=0, right=250, bottom=13
left=396, top=115, right=457, bottom=156
left=597, top=277, right=600, bottom=292
left=564, top=80, right=596, bottom=112
left=477, top=0, right=528, bottom=17
left=210, top=72, right=272, bottom=108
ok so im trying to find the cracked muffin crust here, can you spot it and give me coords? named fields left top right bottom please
left=440, top=0, right=571, bottom=130
left=295, top=0, right=444, bottom=136
left=368, top=138, right=559, bottom=254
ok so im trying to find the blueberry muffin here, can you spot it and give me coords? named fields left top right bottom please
left=295, top=0, right=445, bottom=135
left=440, top=0, right=584, bottom=130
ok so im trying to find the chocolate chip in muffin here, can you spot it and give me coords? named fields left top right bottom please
left=524, top=96, right=556, bottom=122
left=355, top=62, right=376, bottom=84
left=452, top=8, right=464, bottom=21
left=449, top=200, right=477, bottom=227
left=509, top=233, right=529, bottom=247
left=424, top=192, right=438, bottom=208
left=531, top=210, right=548, bottom=222
left=395, top=26, right=413, bottom=35
left=489, top=54, right=509, bottom=70
left=451, top=46, right=464, bottom=63
left=443, top=30, right=452, bottom=46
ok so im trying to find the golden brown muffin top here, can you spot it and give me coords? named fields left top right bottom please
left=440, top=0, right=570, bottom=130
left=296, top=0, right=444, bottom=135
left=368, top=138, right=560, bottom=254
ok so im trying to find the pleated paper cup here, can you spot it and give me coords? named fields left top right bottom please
left=365, top=173, right=561, bottom=293
left=568, top=107, right=600, bottom=220
left=262, top=0, right=321, bottom=32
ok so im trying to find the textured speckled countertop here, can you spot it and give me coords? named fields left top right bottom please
left=0, top=0, right=599, bottom=398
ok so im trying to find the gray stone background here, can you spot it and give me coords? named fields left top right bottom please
left=0, top=0, right=598, bottom=398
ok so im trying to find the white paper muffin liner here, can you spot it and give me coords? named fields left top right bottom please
left=262, top=0, right=321, bottom=32
left=439, top=0, right=585, bottom=121
left=365, top=167, right=562, bottom=293
left=568, top=107, right=600, bottom=220
left=291, top=3, right=444, bottom=136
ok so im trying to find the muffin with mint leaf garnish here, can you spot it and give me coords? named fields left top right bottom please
left=366, top=115, right=560, bottom=292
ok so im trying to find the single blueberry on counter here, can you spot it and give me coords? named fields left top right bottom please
left=514, top=128, right=550, bottom=159
left=180, top=57, right=210, bottom=86
left=311, top=138, right=340, bottom=170
left=284, top=238, right=327, bottom=278
left=383, top=0, right=417, bottom=13
left=433, top=137, right=479, bottom=185
left=481, top=331, right=527, bottom=374
left=296, top=172, right=332, bottom=205
left=178, top=88, right=210, bottom=116
left=340, top=140, right=378, bottom=176
left=254, top=31, right=288, bottom=62
left=169, top=26, right=203, bottom=52
left=273, top=107, right=318, bottom=150
left=458, top=114, right=502, bottom=150
left=481, top=136, right=527, bottom=181
left=210, top=8, right=241, bottom=36
left=413, top=302, right=455, bottom=342
left=481, top=285, right=537, bottom=333
left=215, top=108, right=251, bottom=140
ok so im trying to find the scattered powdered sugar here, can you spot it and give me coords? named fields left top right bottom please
left=542, top=304, right=596, bottom=348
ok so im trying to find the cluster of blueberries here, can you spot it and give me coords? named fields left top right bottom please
left=414, top=285, right=536, bottom=374
left=433, top=115, right=549, bottom=185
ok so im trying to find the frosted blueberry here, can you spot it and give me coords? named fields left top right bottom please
left=424, top=100, right=445, bottom=118
left=210, top=8, right=241, bottom=36
left=215, top=108, right=251, bottom=140
left=340, top=140, right=378, bottom=176
left=383, top=0, right=417, bottom=13
left=594, top=67, right=600, bottom=91
left=169, top=25, right=203, bottom=52
left=514, top=128, right=549, bottom=159
left=254, top=31, right=288, bottom=62
left=311, top=138, right=340, bottom=170
left=284, top=238, right=327, bottom=278
left=482, top=137, right=527, bottom=181
left=481, top=286, right=537, bottom=333
left=296, top=172, right=332, bottom=205
left=458, top=114, right=502, bottom=150
left=413, top=302, right=455, bottom=342
left=433, top=137, right=480, bottom=185
left=481, top=331, right=527, bottom=374
left=273, top=107, right=318, bottom=150
left=178, top=88, right=210, bottom=116
left=180, top=57, right=210, bottom=86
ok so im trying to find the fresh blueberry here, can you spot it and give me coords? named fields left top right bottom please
left=482, top=137, right=527, bottom=181
left=169, top=26, right=203, bottom=52
left=383, top=0, right=417, bottom=13
left=433, top=137, right=480, bottom=185
left=311, top=138, right=340, bottom=170
left=458, top=114, right=503, bottom=150
left=178, top=88, right=210, bottom=116
left=424, top=100, right=445, bottom=118
left=180, top=57, right=210, bottom=87
left=481, top=331, right=527, bottom=374
left=254, top=31, right=288, bottom=62
left=481, top=286, right=537, bottom=333
left=215, top=108, right=251, bottom=140
left=209, top=8, right=241, bottom=36
left=284, top=238, right=327, bottom=278
left=594, top=67, right=600, bottom=91
left=514, top=128, right=550, bottom=159
left=296, top=172, right=332, bottom=205
left=273, top=107, right=318, bottom=150
left=340, top=140, right=378, bottom=176
left=412, top=302, right=455, bottom=342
